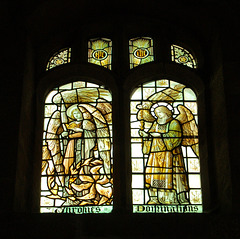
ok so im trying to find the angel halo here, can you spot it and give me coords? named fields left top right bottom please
left=66, top=104, right=82, bottom=120
left=150, top=102, right=174, bottom=118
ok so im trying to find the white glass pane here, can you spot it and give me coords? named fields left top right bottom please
left=87, top=82, right=99, bottom=87
left=188, top=158, right=200, bottom=172
left=131, top=144, right=143, bottom=157
left=156, top=79, right=169, bottom=87
left=184, top=102, right=198, bottom=114
left=189, top=174, right=201, bottom=188
left=187, top=147, right=197, bottom=157
left=143, top=88, right=155, bottom=99
left=132, top=190, right=144, bottom=204
left=132, top=159, right=144, bottom=173
left=41, top=197, right=54, bottom=206
left=184, top=88, right=196, bottom=100
left=131, top=101, right=141, bottom=113
left=45, top=90, right=58, bottom=103
left=190, top=189, right=202, bottom=204
left=131, top=88, right=142, bottom=100
left=131, top=121, right=141, bottom=129
left=44, top=105, right=58, bottom=117
left=132, top=175, right=144, bottom=188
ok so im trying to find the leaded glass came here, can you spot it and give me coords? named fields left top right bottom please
left=129, top=37, right=154, bottom=69
left=171, top=45, right=197, bottom=68
left=130, top=79, right=202, bottom=213
left=41, top=81, right=113, bottom=214
left=46, top=48, right=71, bottom=71
left=88, top=38, right=112, bottom=70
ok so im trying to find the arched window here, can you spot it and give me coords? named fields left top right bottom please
left=46, top=48, right=71, bottom=71
left=37, top=34, right=207, bottom=215
left=41, top=81, right=113, bottom=213
left=130, top=79, right=202, bottom=213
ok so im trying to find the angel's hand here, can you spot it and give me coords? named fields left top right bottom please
left=150, top=132, right=161, bottom=137
left=61, top=131, right=69, bottom=138
left=139, top=130, right=149, bottom=138
left=73, top=128, right=83, bottom=132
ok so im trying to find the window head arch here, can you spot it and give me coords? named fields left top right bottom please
left=46, top=48, right=71, bottom=71
left=130, top=79, right=202, bottom=213
left=41, top=81, right=113, bottom=214
left=171, top=44, right=197, bottom=68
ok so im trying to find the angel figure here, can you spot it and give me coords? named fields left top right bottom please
left=138, top=102, right=199, bottom=205
left=61, top=104, right=96, bottom=196
left=43, top=95, right=113, bottom=206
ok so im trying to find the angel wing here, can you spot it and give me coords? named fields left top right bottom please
left=175, top=105, right=199, bottom=157
left=44, top=110, right=64, bottom=197
left=79, top=103, right=112, bottom=175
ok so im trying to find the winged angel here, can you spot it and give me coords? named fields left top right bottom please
left=137, top=83, right=199, bottom=205
left=42, top=87, right=113, bottom=207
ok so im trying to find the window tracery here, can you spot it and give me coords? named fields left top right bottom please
left=88, top=38, right=112, bottom=70
left=129, top=37, right=154, bottom=69
left=41, top=36, right=203, bottom=214
left=171, top=44, right=197, bottom=68
left=46, top=48, right=71, bottom=71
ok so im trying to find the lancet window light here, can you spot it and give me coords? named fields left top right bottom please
left=131, top=79, right=202, bottom=213
left=41, top=81, right=113, bottom=214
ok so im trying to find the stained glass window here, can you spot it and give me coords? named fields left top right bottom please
left=46, top=48, right=71, bottom=71
left=41, top=81, right=113, bottom=214
left=129, top=37, right=154, bottom=69
left=171, top=45, right=197, bottom=68
left=88, top=38, right=112, bottom=70
left=130, top=79, right=202, bottom=213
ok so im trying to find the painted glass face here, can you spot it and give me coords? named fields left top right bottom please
left=41, top=81, right=113, bottom=214
left=131, top=79, right=202, bottom=213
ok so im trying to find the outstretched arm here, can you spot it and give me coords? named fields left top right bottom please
left=162, top=120, right=182, bottom=150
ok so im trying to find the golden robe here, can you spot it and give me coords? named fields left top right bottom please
left=144, top=118, right=189, bottom=202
